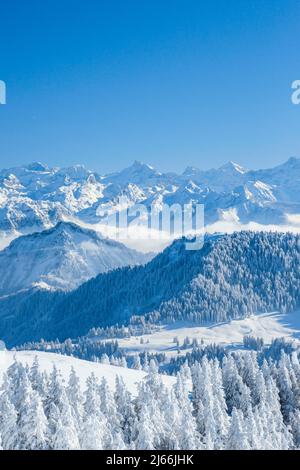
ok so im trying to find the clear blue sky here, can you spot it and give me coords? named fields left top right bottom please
left=0, top=0, right=300, bottom=174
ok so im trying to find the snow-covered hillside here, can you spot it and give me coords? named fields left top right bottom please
left=0, top=350, right=174, bottom=395
left=114, top=311, right=300, bottom=357
left=0, top=221, right=149, bottom=295
left=1, top=158, right=300, bottom=250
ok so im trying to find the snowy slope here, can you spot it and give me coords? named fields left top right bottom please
left=114, top=311, right=300, bottom=357
left=0, top=350, right=174, bottom=395
left=0, top=221, right=149, bottom=295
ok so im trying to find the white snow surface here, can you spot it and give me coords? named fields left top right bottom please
left=113, top=311, right=300, bottom=357
left=0, top=350, right=175, bottom=395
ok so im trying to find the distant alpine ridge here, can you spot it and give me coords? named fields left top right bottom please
left=1, top=231, right=299, bottom=347
left=1, top=157, right=300, bottom=240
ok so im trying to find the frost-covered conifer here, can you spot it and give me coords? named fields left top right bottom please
left=19, top=390, right=48, bottom=450
left=227, top=408, right=250, bottom=450
left=80, top=373, right=108, bottom=450
left=66, top=367, right=83, bottom=428
left=132, top=355, right=142, bottom=370
left=0, top=388, right=18, bottom=450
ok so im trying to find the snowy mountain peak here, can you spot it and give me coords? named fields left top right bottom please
left=281, top=156, right=300, bottom=169
left=132, top=160, right=155, bottom=171
left=102, top=160, right=163, bottom=189
left=0, top=221, right=149, bottom=295
left=219, top=161, right=247, bottom=174
left=58, top=164, right=91, bottom=180
left=1, top=157, right=300, bottom=241
left=182, top=166, right=200, bottom=176
left=120, top=160, right=161, bottom=177
left=41, top=220, right=102, bottom=239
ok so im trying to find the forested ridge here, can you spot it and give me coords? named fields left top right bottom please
left=0, top=231, right=299, bottom=346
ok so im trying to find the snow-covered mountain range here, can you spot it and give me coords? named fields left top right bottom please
left=1, top=159, right=300, bottom=346
left=1, top=158, right=300, bottom=248
left=0, top=221, right=149, bottom=295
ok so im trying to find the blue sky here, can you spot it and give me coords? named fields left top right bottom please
left=0, top=0, right=299, bottom=174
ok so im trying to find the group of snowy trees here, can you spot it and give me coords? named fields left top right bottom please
left=18, top=338, right=122, bottom=363
left=18, top=331, right=299, bottom=380
left=87, top=319, right=160, bottom=340
left=159, top=231, right=300, bottom=323
left=17, top=337, right=167, bottom=371
left=1, top=349, right=300, bottom=450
